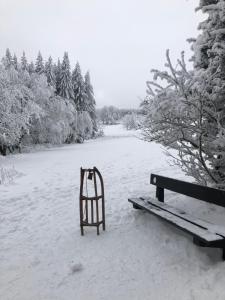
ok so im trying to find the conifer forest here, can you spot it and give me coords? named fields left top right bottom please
left=0, top=49, right=97, bottom=156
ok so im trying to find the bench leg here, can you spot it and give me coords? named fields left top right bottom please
left=193, top=237, right=205, bottom=247
left=194, top=238, right=225, bottom=261
left=156, top=187, right=164, bottom=202
left=222, top=248, right=225, bottom=260
left=133, top=204, right=142, bottom=210
left=80, top=226, right=84, bottom=236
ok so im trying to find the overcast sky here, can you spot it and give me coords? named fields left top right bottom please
left=0, top=0, right=203, bottom=108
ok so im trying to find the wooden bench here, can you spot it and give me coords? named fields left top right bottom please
left=128, top=174, right=225, bottom=260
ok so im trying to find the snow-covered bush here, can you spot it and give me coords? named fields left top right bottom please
left=94, top=122, right=104, bottom=137
left=76, top=111, right=94, bottom=142
left=123, top=113, right=141, bottom=130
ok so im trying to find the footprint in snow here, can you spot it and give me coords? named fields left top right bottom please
left=57, top=263, right=83, bottom=287
left=70, top=262, right=83, bottom=274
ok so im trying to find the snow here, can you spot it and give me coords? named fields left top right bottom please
left=1, top=124, right=225, bottom=300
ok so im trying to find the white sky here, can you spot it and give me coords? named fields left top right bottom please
left=0, top=0, right=204, bottom=108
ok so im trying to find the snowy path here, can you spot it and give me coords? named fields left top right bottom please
left=1, top=125, right=225, bottom=300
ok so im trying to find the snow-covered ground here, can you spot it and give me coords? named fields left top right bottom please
left=1, top=125, right=225, bottom=300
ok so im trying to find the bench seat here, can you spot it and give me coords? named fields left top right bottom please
left=128, top=197, right=225, bottom=246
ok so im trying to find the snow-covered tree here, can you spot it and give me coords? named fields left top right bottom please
left=35, top=51, right=44, bottom=74
left=0, top=66, right=40, bottom=155
left=28, top=73, right=77, bottom=145
left=21, top=51, right=28, bottom=71
left=45, top=96, right=77, bottom=144
left=28, top=61, right=35, bottom=74
left=76, top=111, right=93, bottom=142
left=191, top=0, right=225, bottom=186
left=54, top=59, right=61, bottom=95
left=143, top=46, right=225, bottom=188
left=191, top=0, right=225, bottom=116
left=72, top=62, right=85, bottom=110
left=142, top=0, right=225, bottom=188
left=98, top=106, right=119, bottom=125
left=12, top=54, right=18, bottom=70
left=58, top=52, right=73, bottom=99
left=45, top=56, right=56, bottom=88
left=123, top=113, right=140, bottom=130
left=192, top=0, right=225, bottom=126
left=2, top=48, right=13, bottom=69
left=84, top=71, right=97, bottom=131
left=0, top=49, right=98, bottom=155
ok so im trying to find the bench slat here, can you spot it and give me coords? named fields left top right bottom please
left=128, top=197, right=223, bottom=244
left=144, top=197, right=225, bottom=238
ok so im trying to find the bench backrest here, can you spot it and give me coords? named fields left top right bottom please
left=150, top=174, right=225, bottom=208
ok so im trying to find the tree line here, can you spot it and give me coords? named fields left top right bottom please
left=97, top=106, right=142, bottom=125
left=142, top=0, right=225, bottom=189
left=0, top=49, right=97, bottom=156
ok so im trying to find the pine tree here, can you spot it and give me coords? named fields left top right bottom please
left=54, top=59, right=61, bottom=95
left=58, top=52, right=73, bottom=99
left=21, top=51, right=28, bottom=71
left=12, top=54, right=18, bottom=70
left=84, top=71, right=97, bottom=131
left=45, top=56, right=56, bottom=88
left=72, top=62, right=85, bottom=111
left=28, top=62, right=35, bottom=74
left=2, top=48, right=13, bottom=69
left=192, top=0, right=225, bottom=110
left=191, top=0, right=225, bottom=185
left=35, top=51, right=44, bottom=74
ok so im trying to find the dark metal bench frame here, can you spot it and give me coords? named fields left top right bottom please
left=128, top=173, right=225, bottom=260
